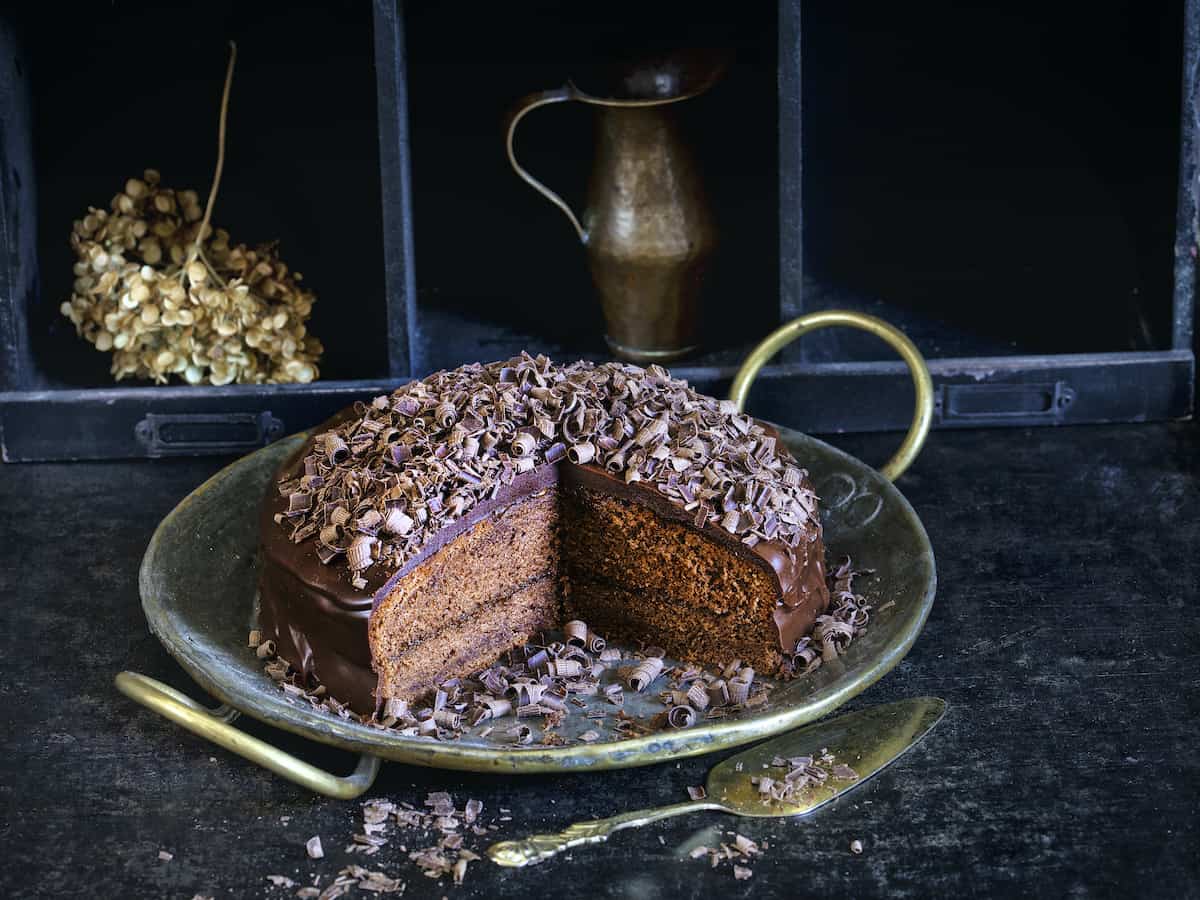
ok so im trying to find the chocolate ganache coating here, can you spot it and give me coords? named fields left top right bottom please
left=258, top=355, right=829, bottom=712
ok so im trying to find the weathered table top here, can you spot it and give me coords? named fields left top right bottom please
left=2, top=423, right=1197, bottom=898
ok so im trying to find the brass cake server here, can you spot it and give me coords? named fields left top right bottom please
left=488, top=696, right=945, bottom=867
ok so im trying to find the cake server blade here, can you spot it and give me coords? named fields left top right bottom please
left=488, top=696, right=946, bottom=866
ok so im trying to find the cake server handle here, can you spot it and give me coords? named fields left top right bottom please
left=114, top=671, right=381, bottom=799
left=487, top=799, right=724, bottom=867
left=729, top=310, right=934, bottom=481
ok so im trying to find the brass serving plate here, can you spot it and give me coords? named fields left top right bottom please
left=126, top=422, right=935, bottom=788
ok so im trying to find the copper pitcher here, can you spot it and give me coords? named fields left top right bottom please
left=506, top=57, right=723, bottom=363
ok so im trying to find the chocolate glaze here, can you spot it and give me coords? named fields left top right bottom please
left=258, top=422, right=830, bottom=714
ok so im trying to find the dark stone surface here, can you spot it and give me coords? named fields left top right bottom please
left=1, top=424, right=1197, bottom=898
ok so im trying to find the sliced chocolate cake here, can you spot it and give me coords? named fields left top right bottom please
left=257, top=354, right=829, bottom=715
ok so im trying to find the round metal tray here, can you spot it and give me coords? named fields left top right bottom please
left=122, top=424, right=935, bottom=793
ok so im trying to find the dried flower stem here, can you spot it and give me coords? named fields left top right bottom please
left=186, top=41, right=237, bottom=279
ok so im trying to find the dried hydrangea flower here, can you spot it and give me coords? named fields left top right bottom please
left=60, top=170, right=323, bottom=386
left=59, top=50, right=322, bottom=386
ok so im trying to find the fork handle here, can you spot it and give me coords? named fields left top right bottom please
left=487, top=799, right=723, bottom=867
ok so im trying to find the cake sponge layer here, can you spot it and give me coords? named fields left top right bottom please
left=560, top=484, right=780, bottom=619
left=370, top=490, right=558, bottom=659
left=376, top=576, right=559, bottom=699
left=565, top=575, right=785, bottom=673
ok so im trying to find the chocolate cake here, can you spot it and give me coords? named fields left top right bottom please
left=257, top=354, right=829, bottom=715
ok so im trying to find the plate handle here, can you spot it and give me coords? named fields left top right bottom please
left=115, top=671, right=381, bottom=799
left=728, top=310, right=934, bottom=481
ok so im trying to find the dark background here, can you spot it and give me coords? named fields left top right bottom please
left=11, top=0, right=1185, bottom=386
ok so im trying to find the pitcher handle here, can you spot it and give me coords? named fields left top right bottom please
left=505, top=86, right=587, bottom=243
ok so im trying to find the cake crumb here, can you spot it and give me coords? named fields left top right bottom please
left=850, top=839, right=864, bottom=854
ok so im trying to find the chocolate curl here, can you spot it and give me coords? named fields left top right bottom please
left=478, top=697, right=513, bottom=720
left=728, top=676, right=752, bottom=705
left=567, top=441, right=596, bottom=465
left=318, top=524, right=342, bottom=547
left=382, top=507, right=414, bottom=536
left=480, top=668, right=510, bottom=696
left=559, top=643, right=591, bottom=665
left=707, top=679, right=730, bottom=707
left=598, top=647, right=622, bottom=663
left=324, top=433, right=350, bottom=465
left=686, top=682, right=710, bottom=710
left=433, top=709, right=461, bottom=729
left=605, top=450, right=626, bottom=472
left=510, top=432, right=536, bottom=457
left=287, top=492, right=311, bottom=514
left=508, top=682, right=545, bottom=706
left=347, top=534, right=376, bottom=571
left=737, top=666, right=756, bottom=683
left=291, top=523, right=322, bottom=547
left=546, top=658, right=583, bottom=678
left=417, top=716, right=438, bottom=736
left=435, top=401, right=457, bottom=429
left=585, top=630, right=607, bottom=654
left=383, top=697, right=409, bottom=719
left=668, top=705, right=697, bottom=728
left=330, top=506, right=351, bottom=527
left=356, top=508, right=383, bottom=533
left=633, top=414, right=669, bottom=447
left=525, top=649, right=550, bottom=671
left=247, top=629, right=261, bottom=648
left=497, top=725, right=533, bottom=745
left=537, top=691, right=567, bottom=711
left=793, top=642, right=822, bottom=674
left=255, top=639, right=276, bottom=659
left=563, top=620, right=588, bottom=647
left=626, top=657, right=664, bottom=692
left=545, top=441, right=567, bottom=463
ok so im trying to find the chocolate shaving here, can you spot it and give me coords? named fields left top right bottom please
left=626, top=656, right=664, bottom=692
left=306, top=836, right=324, bottom=859
left=270, top=355, right=821, bottom=596
left=563, top=619, right=588, bottom=647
